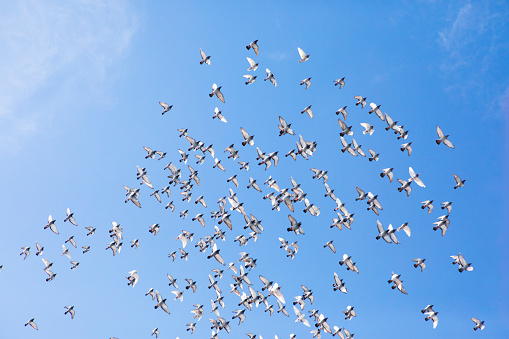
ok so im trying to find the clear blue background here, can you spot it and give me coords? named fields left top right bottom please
left=0, top=1, right=507, bottom=338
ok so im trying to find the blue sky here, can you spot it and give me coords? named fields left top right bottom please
left=0, top=1, right=507, bottom=338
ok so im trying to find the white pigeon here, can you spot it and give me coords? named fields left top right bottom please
left=213, top=107, right=227, bottom=123
left=246, top=57, right=258, bottom=71
left=360, top=123, right=374, bottom=135
left=408, top=167, right=426, bottom=187
left=243, top=74, right=257, bottom=85
left=298, top=47, right=310, bottom=63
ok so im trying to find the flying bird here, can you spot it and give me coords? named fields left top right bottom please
left=436, top=126, right=455, bottom=148
left=264, top=68, right=277, bottom=87
left=209, top=83, right=225, bottom=103
left=159, top=101, right=173, bottom=115
left=246, top=40, right=259, bottom=55
left=300, top=77, right=312, bottom=90
left=334, top=77, right=345, bottom=88
left=246, top=57, right=258, bottom=71
left=199, top=48, right=211, bottom=65
left=298, top=47, right=310, bottom=63
left=213, top=107, right=227, bottom=123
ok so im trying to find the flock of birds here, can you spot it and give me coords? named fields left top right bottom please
left=14, top=40, right=486, bottom=338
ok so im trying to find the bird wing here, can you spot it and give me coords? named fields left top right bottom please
left=436, top=125, right=444, bottom=139
left=216, top=90, right=225, bottom=103
left=443, top=138, right=455, bottom=148
left=297, top=47, right=306, bottom=59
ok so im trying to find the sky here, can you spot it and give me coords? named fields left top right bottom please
left=0, top=1, right=508, bottom=338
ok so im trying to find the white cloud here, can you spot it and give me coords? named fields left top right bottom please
left=0, top=0, right=139, bottom=151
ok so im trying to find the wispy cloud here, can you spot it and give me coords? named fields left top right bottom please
left=0, top=0, right=139, bottom=151
left=437, top=2, right=488, bottom=71
left=436, top=1, right=509, bottom=118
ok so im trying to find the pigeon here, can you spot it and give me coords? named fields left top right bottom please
left=62, top=245, right=71, bottom=259
left=25, top=318, right=38, bottom=330
left=278, top=116, right=294, bottom=136
left=343, top=306, right=356, bottom=320
left=453, top=174, right=465, bottom=189
left=298, top=47, right=310, bottom=63
left=333, top=272, right=347, bottom=294
left=354, top=95, right=367, bottom=108
left=412, top=258, right=426, bottom=272
left=45, top=215, right=59, bottom=234
left=300, top=77, right=312, bottom=90
left=369, top=103, right=385, bottom=121
left=264, top=68, right=277, bottom=87
left=421, top=200, right=434, bottom=213
left=241, top=127, right=255, bottom=146
left=324, top=240, right=336, bottom=253
left=339, top=254, right=359, bottom=274
left=471, top=317, right=485, bottom=331
left=152, top=328, right=159, bottom=338
left=334, top=77, right=345, bottom=88
left=64, top=305, right=75, bottom=319
left=70, top=261, right=79, bottom=270
left=441, top=201, right=453, bottom=214
left=436, top=126, right=455, bottom=148
left=336, top=106, right=348, bottom=120
left=246, top=40, right=259, bottom=55
left=243, top=74, right=257, bottom=85
left=20, top=247, right=30, bottom=260
left=85, top=227, right=96, bottom=236
left=425, top=310, right=439, bottom=329
left=64, top=208, right=78, bottom=226
left=150, top=190, right=161, bottom=203
left=127, top=270, right=139, bottom=287
left=167, top=274, right=178, bottom=288
left=154, top=290, right=170, bottom=315
left=82, top=246, right=90, bottom=254
left=209, top=83, right=225, bottom=103
left=301, top=105, right=313, bottom=119
left=380, top=168, right=394, bottom=182
left=185, top=278, right=197, bottom=293
left=213, top=107, right=227, bottom=123
left=246, top=57, right=258, bottom=71
left=360, top=123, right=374, bottom=135
left=130, top=239, right=140, bottom=249
left=368, top=149, right=379, bottom=162
left=200, top=48, right=211, bottom=65
left=338, top=119, right=353, bottom=137
left=401, top=142, right=412, bottom=156
left=385, top=113, right=399, bottom=131
left=408, top=167, right=426, bottom=187
left=388, top=272, right=407, bottom=294
left=159, top=101, right=173, bottom=115
left=35, top=242, right=43, bottom=256
left=294, top=305, right=311, bottom=326
left=451, top=253, right=474, bottom=272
